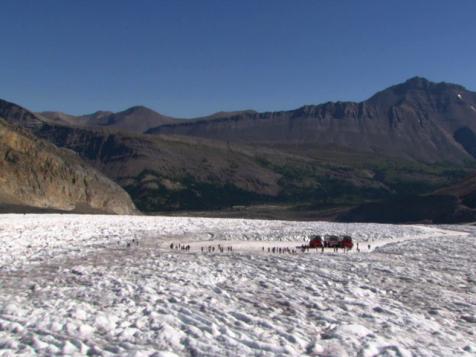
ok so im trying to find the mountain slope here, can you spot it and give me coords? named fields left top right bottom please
left=34, top=120, right=472, bottom=213
left=34, top=124, right=286, bottom=211
left=148, top=77, right=476, bottom=163
left=0, top=103, right=137, bottom=214
left=6, top=99, right=291, bottom=211
left=0, top=98, right=44, bottom=129
left=338, top=172, right=476, bottom=224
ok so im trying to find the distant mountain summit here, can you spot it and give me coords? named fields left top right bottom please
left=40, top=105, right=177, bottom=133
left=147, top=77, right=476, bottom=163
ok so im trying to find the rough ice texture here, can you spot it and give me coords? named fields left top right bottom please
left=0, top=214, right=474, bottom=356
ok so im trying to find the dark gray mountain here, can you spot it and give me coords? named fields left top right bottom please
left=148, top=77, right=476, bottom=163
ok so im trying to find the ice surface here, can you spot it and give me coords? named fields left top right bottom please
left=0, top=214, right=474, bottom=356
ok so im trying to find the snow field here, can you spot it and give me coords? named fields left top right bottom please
left=0, top=214, right=451, bottom=270
left=0, top=214, right=474, bottom=356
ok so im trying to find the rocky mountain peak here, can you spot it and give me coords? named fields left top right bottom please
left=122, top=105, right=157, bottom=115
left=401, top=76, right=433, bottom=89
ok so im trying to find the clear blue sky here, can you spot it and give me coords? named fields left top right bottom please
left=1, top=0, right=476, bottom=117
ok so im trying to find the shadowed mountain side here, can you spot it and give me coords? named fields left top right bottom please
left=0, top=118, right=137, bottom=214
left=339, top=172, right=476, bottom=224
left=35, top=122, right=473, bottom=213
left=34, top=124, right=286, bottom=211
left=434, top=172, right=476, bottom=209
left=148, top=77, right=476, bottom=163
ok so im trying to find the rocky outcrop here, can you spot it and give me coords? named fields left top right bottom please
left=0, top=118, right=137, bottom=214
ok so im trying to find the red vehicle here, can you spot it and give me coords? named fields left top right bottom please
left=309, top=235, right=323, bottom=248
left=324, top=235, right=340, bottom=248
left=305, top=234, right=353, bottom=250
left=324, top=235, right=353, bottom=249
left=340, top=235, right=353, bottom=249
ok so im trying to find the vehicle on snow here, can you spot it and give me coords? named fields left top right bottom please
left=306, top=234, right=353, bottom=249
left=309, top=235, right=323, bottom=248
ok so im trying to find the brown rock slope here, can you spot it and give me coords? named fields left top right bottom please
left=0, top=118, right=137, bottom=214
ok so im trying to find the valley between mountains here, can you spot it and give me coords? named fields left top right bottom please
left=3, top=77, right=476, bottom=222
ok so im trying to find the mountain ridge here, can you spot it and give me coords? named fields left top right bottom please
left=4, top=76, right=476, bottom=221
left=145, top=77, right=476, bottom=163
left=39, top=105, right=178, bottom=133
left=39, top=76, right=476, bottom=162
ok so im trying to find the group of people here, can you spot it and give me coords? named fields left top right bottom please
left=169, top=243, right=233, bottom=253
left=126, top=238, right=140, bottom=248
left=166, top=241, right=372, bottom=254
left=263, top=246, right=298, bottom=254
left=201, top=244, right=233, bottom=253
left=169, top=243, right=191, bottom=251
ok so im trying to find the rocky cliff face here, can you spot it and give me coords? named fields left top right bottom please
left=0, top=118, right=137, bottom=214
left=148, top=77, right=476, bottom=163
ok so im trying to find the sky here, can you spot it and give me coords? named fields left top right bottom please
left=1, top=0, right=476, bottom=118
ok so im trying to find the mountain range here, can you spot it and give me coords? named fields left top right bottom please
left=148, top=77, right=476, bottom=163
left=3, top=76, right=476, bottom=222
